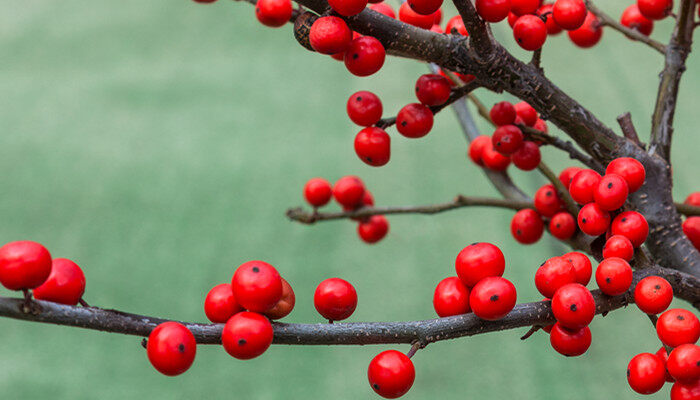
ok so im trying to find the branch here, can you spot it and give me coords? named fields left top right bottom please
left=519, top=124, right=603, bottom=171
left=585, top=0, right=667, bottom=54
left=536, top=162, right=580, bottom=216
left=677, top=203, right=700, bottom=216
left=1, top=266, right=696, bottom=346
left=616, top=112, right=644, bottom=148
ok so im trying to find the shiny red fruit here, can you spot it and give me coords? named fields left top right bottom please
left=204, top=284, right=242, bottom=323
left=231, top=260, right=283, bottom=312
left=33, top=258, right=86, bottom=305
left=595, top=257, right=633, bottom=296
left=577, top=203, right=611, bottom=236
left=476, top=0, right=511, bottom=22
left=621, top=4, right=654, bottom=36
left=492, top=125, right=524, bottom=155
left=514, top=101, right=538, bottom=126
left=611, top=210, right=648, bottom=247
left=686, top=192, right=700, bottom=207
left=684, top=217, right=700, bottom=250
left=328, top=0, right=368, bottom=16
left=369, top=2, right=396, bottom=18
left=511, top=0, right=540, bottom=15
left=594, top=173, right=629, bottom=211
left=407, top=0, right=442, bottom=16
left=355, top=127, right=391, bottom=167
left=399, top=2, right=436, bottom=29
left=552, top=0, right=587, bottom=30
left=455, top=242, right=505, bottom=287
left=469, top=276, right=517, bottom=320
left=513, top=15, right=548, bottom=51
left=310, top=16, right=353, bottom=54
left=396, top=103, right=434, bottom=138
left=368, top=350, right=415, bottom=399
left=549, top=323, right=591, bottom=356
left=549, top=212, right=576, bottom=240
left=358, top=215, right=390, bottom=243
left=538, top=3, right=564, bottom=35
left=603, top=235, right=634, bottom=261
left=255, top=0, right=293, bottom=27
left=221, top=311, right=274, bottom=359
left=264, top=278, right=296, bottom=319
left=511, top=141, right=541, bottom=170
left=347, top=91, right=383, bottom=126
left=637, top=0, right=673, bottom=20
left=415, top=74, right=451, bottom=106
left=657, top=309, right=700, bottom=348
left=627, top=352, right=666, bottom=394
left=568, top=12, right=603, bottom=48
left=304, top=177, right=333, bottom=207
left=667, top=344, right=700, bottom=382
left=333, top=175, right=366, bottom=208
left=0, top=240, right=52, bottom=291
left=482, top=142, right=512, bottom=171
left=569, top=169, right=601, bottom=204
left=634, top=276, right=673, bottom=315
left=606, top=157, right=646, bottom=192
left=656, top=347, right=675, bottom=382
left=445, top=15, right=469, bottom=35
left=147, top=322, right=196, bottom=376
left=535, top=256, right=577, bottom=298
left=562, top=251, right=592, bottom=285
left=433, top=276, right=471, bottom=317
left=552, top=283, right=595, bottom=329
left=558, top=166, right=583, bottom=190
left=489, top=101, right=516, bottom=126
left=671, top=379, right=700, bottom=400
left=511, top=209, right=544, bottom=244
left=468, top=135, right=492, bottom=166
left=535, top=184, right=564, bottom=217
left=345, top=36, right=385, bottom=76
left=314, top=278, right=358, bottom=321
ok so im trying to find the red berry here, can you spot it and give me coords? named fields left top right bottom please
left=492, top=125, right=524, bottom=155
left=657, top=309, right=700, bottom=348
left=535, top=256, right=577, bottom=298
left=568, top=12, right=603, bottom=48
left=686, top=192, right=700, bottom=207
left=433, top=276, right=471, bottom=317
left=627, top=353, right=666, bottom=394
left=558, top=166, right=583, bottom=189
left=399, top=2, right=436, bottom=28
left=611, top=210, right=648, bottom=247
left=304, top=177, right=333, bottom=207
left=455, top=242, right=505, bottom=287
left=577, top=203, right=610, bottom=236
left=594, top=173, right=629, bottom=211
left=314, top=278, right=357, bottom=321
left=550, top=212, right=576, bottom=240
left=476, top=0, right=511, bottom=22
left=32, top=258, right=86, bottom=305
left=396, top=103, right=434, bottom=138
left=671, top=379, right=700, bottom=400
left=333, top=175, right=366, bottom=207
left=432, top=7, right=442, bottom=24
left=569, top=169, right=601, bottom=204
left=562, top=251, right=592, bottom=285
left=513, top=15, right=548, bottom=51
left=634, top=276, right=673, bottom=315
left=511, top=209, right=544, bottom=244
left=255, top=0, right=292, bottom=27
left=344, top=36, right=385, bottom=76
left=231, top=260, right=283, bottom=312
left=656, top=347, right=676, bottom=382
left=552, top=0, right=587, bottom=30
left=0, top=240, right=52, bottom=291
left=511, top=0, right=540, bottom=15
left=533, top=118, right=549, bottom=134
left=204, top=283, right=242, bottom=323
left=603, top=235, right=634, bottom=261
left=368, top=350, right=415, bottom=398
left=310, top=16, right=353, bottom=55
left=415, top=74, right=451, bottom=106
left=147, top=322, right=196, bottom=376
left=468, top=135, right=492, bottom=166
left=538, top=3, right=564, bottom=35
left=482, top=142, right=512, bottom=171
left=264, top=278, right=296, bottom=319
left=445, top=15, right=469, bottom=35
left=549, top=323, right=591, bottom=356
left=684, top=217, right=700, bottom=250
left=347, top=91, right=383, bottom=126
left=511, top=141, right=541, bottom=170
left=552, top=283, right=595, bottom=329
left=507, top=11, right=519, bottom=27
left=595, top=257, right=633, bottom=296
left=407, top=0, right=442, bottom=16
left=489, top=101, right=516, bottom=126
left=358, top=215, right=390, bottom=243
left=355, top=127, right=391, bottom=167
left=637, top=0, right=673, bottom=20
left=621, top=4, right=654, bottom=36
left=667, top=344, right=700, bottom=382
left=221, top=311, right=274, bottom=359
left=469, top=276, right=517, bottom=320
left=535, top=184, right=564, bottom=217
left=606, top=157, right=646, bottom=193
left=430, top=24, right=443, bottom=33
left=514, top=102, right=538, bottom=126
left=328, top=0, right=368, bottom=16
left=369, top=2, right=396, bottom=18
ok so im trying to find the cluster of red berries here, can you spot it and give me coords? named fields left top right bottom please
left=683, top=192, right=700, bottom=252
left=0, top=240, right=86, bottom=306
left=619, top=0, right=678, bottom=38
left=304, top=175, right=389, bottom=243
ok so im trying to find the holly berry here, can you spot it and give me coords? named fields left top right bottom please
left=603, top=235, right=634, bottom=261
left=304, top=177, right=333, bottom=207
left=534, top=184, right=564, bottom=217
left=513, top=15, right=548, bottom=51
left=549, top=323, right=591, bottom=356
left=538, top=3, right=564, bottom=35
left=147, top=322, right=196, bottom=376
left=511, top=0, right=541, bottom=15
left=482, top=142, right=512, bottom=171
left=577, top=203, right=611, bottom=236
left=455, top=242, right=505, bottom=287
left=328, top=0, right=368, bottom=16
left=204, top=284, right=242, bottom=323
left=489, top=101, right=516, bottom=126
left=492, top=125, right=524, bottom=155
left=594, top=174, right=629, bottom=211
left=369, top=2, right=396, bottom=18
left=355, top=127, right=391, bottom=167
left=657, top=309, right=700, bottom=348
left=264, top=278, right=296, bottom=319
left=511, top=141, right=541, bottom=170
left=535, top=256, right=577, bottom=298
left=656, top=347, right=675, bottom=382
left=430, top=24, right=443, bottom=33
left=255, top=0, right=293, bottom=27
left=221, top=311, right=274, bottom=359
left=671, top=379, right=700, bottom=400
left=621, top=4, right=654, bottom=36
left=468, top=135, right=492, bottom=166
left=634, top=276, right=673, bottom=315
left=432, top=8, right=442, bottom=24
left=347, top=91, right=383, bottom=126
left=552, top=0, right=587, bottom=30
left=513, top=102, right=537, bottom=127
left=445, top=16, right=469, bottom=35
left=552, top=283, right=595, bottom=329
left=415, top=74, right=451, bottom=106
left=685, top=192, right=700, bottom=207
left=667, top=344, right=700, bottom=382
left=345, top=36, right=386, bottom=76
left=309, top=16, right=353, bottom=55
left=367, top=350, right=415, bottom=398
left=399, top=2, right=436, bottom=29
left=568, top=12, right=603, bottom=48
left=433, top=276, right=471, bottom=317
left=562, top=251, right=592, bottom=285
left=407, top=0, right=442, bottom=16
left=637, top=0, right=673, bottom=20
left=627, top=353, right=666, bottom=394
left=549, top=212, right=576, bottom=240
left=314, top=278, right=358, bottom=321
left=569, top=169, right=601, bottom=204
left=558, top=166, right=583, bottom=189
left=611, top=210, right=649, bottom=247
left=33, top=258, right=86, bottom=305
left=333, top=175, right=366, bottom=208
left=606, top=157, right=646, bottom=192
left=231, top=260, right=283, bottom=312
left=511, top=209, right=544, bottom=244
left=684, top=217, right=700, bottom=250
left=595, top=257, right=633, bottom=296
left=0, top=240, right=52, bottom=291
left=396, top=103, right=434, bottom=138
left=358, top=215, right=390, bottom=243
left=469, top=276, right=517, bottom=320
left=475, top=0, right=511, bottom=22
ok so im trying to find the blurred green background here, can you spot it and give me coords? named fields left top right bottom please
left=0, top=1, right=698, bottom=399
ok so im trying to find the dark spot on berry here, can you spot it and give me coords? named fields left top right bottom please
left=366, top=157, right=372, bottom=162
left=627, top=369, right=630, bottom=377
left=356, top=96, right=362, bottom=102
left=373, top=384, right=380, bottom=390
left=606, top=277, right=611, bottom=283
left=238, top=339, right=247, bottom=346
left=582, top=218, right=587, bottom=223
left=517, top=229, right=522, bottom=235
left=401, top=121, right=407, bottom=126
left=555, top=223, right=561, bottom=228
left=677, top=315, right=685, bottom=321
left=607, top=182, right=613, bottom=189
left=352, top=53, right=359, bottom=59
left=546, top=191, right=552, bottom=197
left=570, top=304, right=577, bottom=311
left=178, top=344, right=185, bottom=353
left=517, top=38, right=523, bottom=43
left=490, top=295, right=499, bottom=302
left=252, top=266, right=260, bottom=273
left=655, top=285, right=661, bottom=290
left=470, top=242, right=478, bottom=246
left=621, top=218, right=627, bottom=222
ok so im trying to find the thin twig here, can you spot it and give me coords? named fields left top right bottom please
left=616, top=112, right=644, bottom=148
left=536, top=162, right=579, bottom=216
left=519, top=124, right=603, bottom=172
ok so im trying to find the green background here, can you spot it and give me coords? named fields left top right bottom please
left=0, top=1, right=697, bottom=399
